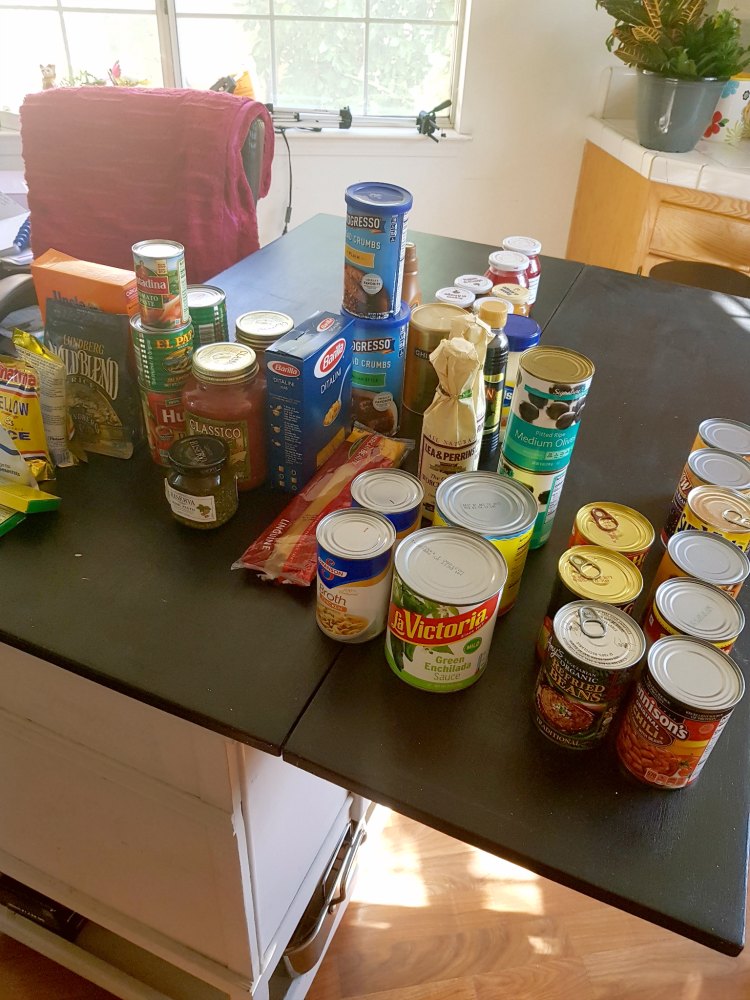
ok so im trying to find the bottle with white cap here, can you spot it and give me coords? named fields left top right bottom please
left=477, top=299, right=509, bottom=471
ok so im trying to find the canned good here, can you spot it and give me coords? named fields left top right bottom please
left=692, top=417, right=750, bottom=460
left=130, top=315, right=194, bottom=391
left=316, top=509, right=396, bottom=643
left=345, top=302, right=410, bottom=436
left=652, top=530, right=750, bottom=599
left=435, top=286, right=475, bottom=309
left=569, top=502, right=655, bottom=567
left=187, top=285, right=228, bottom=347
left=402, top=302, right=467, bottom=413
left=643, top=578, right=744, bottom=652
left=502, top=346, right=595, bottom=473
left=663, top=448, right=750, bottom=543
left=676, top=485, right=750, bottom=551
left=234, top=310, right=294, bottom=352
left=616, top=635, right=745, bottom=788
left=385, top=526, right=507, bottom=692
left=454, top=274, right=493, bottom=297
left=534, top=601, right=645, bottom=749
left=139, top=385, right=186, bottom=466
left=351, top=468, right=423, bottom=539
left=132, top=239, right=188, bottom=329
left=499, top=456, right=567, bottom=550
left=433, top=472, right=536, bottom=614
left=344, top=182, right=412, bottom=320
left=537, top=545, right=643, bottom=660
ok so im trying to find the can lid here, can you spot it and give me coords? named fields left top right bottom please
left=686, top=485, right=750, bottom=534
left=654, top=577, right=745, bottom=642
left=187, top=285, right=224, bottom=309
left=454, top=274, right=493, bottom=295
left=316, top=508, right=396, bottom=560
left=130, top=314, right=192, bottom=339
left=553, top=601, right=645, bottom=669
left=477, top=299, right=509, bottom=330
left=688, top=448, right=750, bottom=492
left=488, top=250, right=530, bottom=273
left=560, top=546, right=643, bottom=604
left=492, top=284, right=531, bottom=305
left=395, top=526, right=507, bottom=607
left=410, top=301, right=467, bottom=332
left=168, top=435, right=227, bottom=475
left=502, top=236, right=542, bottom=257
left=343, top=301, right=411, bottom=329
left=435, top=472, right=537, bottom=538
left=132, top=239, right=185, bottom=258
left=698, top=418, right=750, bottom=456
left=505, top=314, right=542, bottom=351
left=192, top=342, right=258, bottom=383
left=648, top=636, right=745, bottom=712
left=345, top=182, right=413, bottom=212
left=520, top=345, right=595, bottom=384
left=668, top=530, right=750, bottom=587
left=235, top=310, right=295, bottom=350
left=351, top=469, right=424, bottom=514
left=435, top=286, right=475, bottom=308
left=574, top=502, right=654, bottom=554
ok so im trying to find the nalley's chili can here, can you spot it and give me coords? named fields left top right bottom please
left=676, top=485, right=750, bottom=551
left=617, top=635, right=744, bottom=789
left=651, top=530, right=750, bottom=599
left=692, top=417, right=750, bottom=460
left=131, top=315, right=194, bottom=391
left=663, top=448, right=750, bottom=543
left=499, top=456, right=568, bottom=550
left=402, top=301, right=467, bottom=414
left=132, top=239, right=189, bottom=329
left=643, top=578, right=744, bottom=653
left=569, top=502, right=655, bottom=568
left=187, top=284, right=229, bottom=347
left=351, top=468, right=423, bottom=541
left=533, top=601, right=645, bottom=749
left=140, top=384, right=186, bottom=466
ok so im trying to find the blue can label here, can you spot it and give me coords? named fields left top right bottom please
left=502, top=377, right=590, bottom=473
left=351, top=317, right=408, bottom=435
left=344, top=210, right=409, bottom=320
left=317, top=546, right=394, bottom=642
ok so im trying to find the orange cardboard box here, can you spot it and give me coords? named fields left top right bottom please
left=32, top=249, right=139, bottom=324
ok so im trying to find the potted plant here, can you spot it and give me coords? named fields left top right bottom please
left=596, top=0, right=750, bottom=152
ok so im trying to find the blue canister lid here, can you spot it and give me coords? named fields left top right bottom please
left=342, top=301, right=411, bottom=329
left=345, top=182, right=413, bottom=213
left=505, top=314, right=541, bottom=352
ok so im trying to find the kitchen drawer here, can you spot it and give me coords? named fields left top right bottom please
left=650, top=203, right=750, bottom=271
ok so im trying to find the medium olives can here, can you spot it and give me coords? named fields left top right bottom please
left=692, top=417, right=750, bottom=460
left=643, top=578, right=744, bottom=653
left=569, top=502, right=655, bottom=567
left=139, top=385, right=186, bottom=466
left=131, top=315, right=194, bottom=391
left=433, top=472, right=536, bottom=614
left=537, top=545, right=643, bottom=660
left=534, top=601, right=645, bottom=749
left=616, top=636, right=744, bottom=789
left=132, top=239, right=189, bottom=329
left=499, top=456, right=568, bottom=550
left=385, top=527, right=507, bottom=692
left=651, top=530, right=750, bottom=599
left=351, top=468, right=423, bottom=540
left=402, top=301, right=467, bottom=413
left=676, top=485, right=750, bottom=551
left=662, top=448, right=750, bottom=543
left=187, top=284, right=229, bottom=347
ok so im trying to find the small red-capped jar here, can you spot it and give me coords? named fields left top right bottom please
left=503, top=236, right=542, bottom=306
left=484, top=250, right=530, bottom=290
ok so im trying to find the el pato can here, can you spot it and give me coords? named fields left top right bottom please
left=569, top=502, right=655, bottom=568
left=537, top=545, right=643, bottom=660
left=351, top=468, right=423, bottom=540
left=385, top=526, right=507, bottom=692
left=652, top=530, right=750, bottom=599
left=499, top=456, right=568, bottom=550
left=692, top=417, right=750, bottom=460
left=534, top=601, right=645, bottom=749
left=187, top=285, right=229, bottom=347
left=616, top=635, right=744, bottom=789
left=676, top=485, right=750, bottom=551
left=139, top=385, right=186, bottom=466
left=643, top=578, right=744, bottom=653
left=132, top=239, right=189, bottom=329
left=131, top=315, right=194, bottom=391
left=663, top=448, right=750, bottom=543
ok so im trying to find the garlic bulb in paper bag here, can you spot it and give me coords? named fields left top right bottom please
left=450, top=315, right=491, bottom=444
left=418, top=337, right=480, bottom=520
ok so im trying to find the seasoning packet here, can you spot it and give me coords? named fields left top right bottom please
left=0, top=423, right=37, bottom=488
left=418, top=337, right=480, bottom=519
left=450, top=315, right=491, bottom=443
left=233, top=425, right=413, bottom=585
left=0, top=355, right=54, bottom=481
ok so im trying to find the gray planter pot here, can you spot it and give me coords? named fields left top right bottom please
left=636, top=70, right=725, bottom=152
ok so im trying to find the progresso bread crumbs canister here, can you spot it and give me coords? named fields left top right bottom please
left=617, top=635, right=745, bottom=789
left=187, top=284, right=229, bottom=347
left=533, top=601, right=645, bottom=749
left=345, top=302, right=410, bottom=435
left=662, top=448, right=750, bottom=543
left=651, top=530, right=750, bottom=599
left=385, top=526, right=507, bottom=692
left=402, top=301, right=467, bottom=414
left=692, top=417, right=750, bottom=460
left=433, top=472, right=536, bottom=615
left=351, top=468, right=423, bottom=540
left=569, top=502, right=655, bottom=568
left=132, top=239, right=189, bottom=329
left=676, top=485, right=750, bottom=551
left=643, top=578, right=744, bottom=653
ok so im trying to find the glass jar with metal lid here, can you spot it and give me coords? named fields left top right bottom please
left=165, top=435, right=238, bottom=529
left=234, top=310, right=295, bottom=402
left=182, top=342, right=267, bottom=491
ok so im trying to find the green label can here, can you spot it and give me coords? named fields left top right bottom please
left=187, top=285, right=229, bottom=347
left=131, top=315, right=194, bottom=391
left=499, top=456, right=568, bottom=550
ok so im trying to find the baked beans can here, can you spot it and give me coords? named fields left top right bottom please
left=662, top=448, right=750, bottom=543
left=402, top=301, right=467, bottom=413
left=385, top=526, right=507, bottom=692
left=130, top=315, right=194, bottom=391
left=537, top=545, right=643, bottom=660
left=652, top=530, right=750, bottom=599
left=351, top=468, right=423, bottom=540
left=345, top=302, right=410, bottom=436
left=643, top=578, right=744, bottom=653
left=316, top=509, right=396, bottom=643
left=132, top=239, right=189, bottom=329
left=692, top=417, right=750, bottom=460
left=139, top=385, right=186, bottom=466
left=501, top=346, right=595, bottom=474
left=234, top=310, right=294, bottom=352
left=616, top=635, right=745, bottom=789
left=534, top=601, right=645, bottom=749
left=499, top=457, right=568, bottom=550
left=433, top=472, right=536, bottom=615
left=187, top=285, right=229, bottom=347
left=676, top=485, right=750, bottom=551
left=570, top=502, right=655, bottom=567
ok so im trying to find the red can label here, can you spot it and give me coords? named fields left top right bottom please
left=140, top=388, right=185, bottom=466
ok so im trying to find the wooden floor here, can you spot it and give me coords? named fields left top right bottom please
left=0, top=806, right=748, bottom=1000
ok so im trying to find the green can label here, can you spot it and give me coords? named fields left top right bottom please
left=503, top=376, right=590, bottom=473
left=186, top=414, right=250, bottom=481
left=131, top=321, right=194, bottom=391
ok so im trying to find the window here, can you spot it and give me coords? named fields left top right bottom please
left=0, top=0, right=465, bottom=124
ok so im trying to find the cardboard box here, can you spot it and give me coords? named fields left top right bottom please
left=32, top=248, right=138, bottom=324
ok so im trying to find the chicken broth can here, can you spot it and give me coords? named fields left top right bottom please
left=663, top=449, right=750, bottom=543
left=131, top=315, right=194, bottom=391
left=617, top=636, right=744, bottom=789
left=692, top=417, right=750, bottom=460
left=643, top=578, right=744, bottom=653
left=385, top=526, right=507, bottom=692
left=402, top=302, right=467, bottom=413
left=140, top=385, right=186, bottom=466
left=316, top=509, right=396, bottom=643
left=569, top=502, right=655, bottom=567
left=652, top=530, right=750, bottom=599
left=433, top=472, right=536, bottom=614
left=351, top=468, right=423, bottom=540
left=534, top=601, right=645, bottom=749
left=676, top=485, right=750, bottom=551
left=132, top=239, right=189, bottom=329
left=499, top=457, right=568, bottom=550
left=187, top=284, right=229, bottom=347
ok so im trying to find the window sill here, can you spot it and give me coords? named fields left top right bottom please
left=278, top=126, right=472, bottom=157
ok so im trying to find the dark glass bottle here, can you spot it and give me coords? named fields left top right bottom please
left=477, top=300, right=509, bottom=471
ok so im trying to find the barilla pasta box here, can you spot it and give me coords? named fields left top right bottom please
left=32, top=249, right=139, bottom=325
left=266, top=311, right=353, bottom=492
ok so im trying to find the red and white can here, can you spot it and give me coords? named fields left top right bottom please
left=140, top=385, right=186, bottom=466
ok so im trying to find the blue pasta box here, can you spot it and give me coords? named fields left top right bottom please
left=266, top=311, right=354, bottom=492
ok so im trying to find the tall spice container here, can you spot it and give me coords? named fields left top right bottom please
left=476, top=299, right=509, bottom=471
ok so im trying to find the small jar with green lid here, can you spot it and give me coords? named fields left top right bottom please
left=165, top=435, right=238, bottom=529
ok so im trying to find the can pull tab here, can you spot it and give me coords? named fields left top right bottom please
left=579, top=605, right=607, bottom=639
left=590, top=506, right=619, bottom=533
left=723, top=508, right=750, bottom=529
left=569, top=552, right=602, bottom=580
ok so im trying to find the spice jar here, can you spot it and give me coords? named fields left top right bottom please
left=502, top=236, right=541, bottom=306
left=491, top=283, right=531, bottom=317
left=165, top=436, right=238, bottom=529
left=182, top=342, right=267, bottom=491
left=484, top=250, right=530, bottom=290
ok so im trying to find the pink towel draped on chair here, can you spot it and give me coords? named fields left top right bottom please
left=21, top=87, right=274, bottom=283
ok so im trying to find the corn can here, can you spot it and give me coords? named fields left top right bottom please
left=643, top=578, right=744, bottom=653
left=617, top=636, right=744, bottom=789
left=569, top=502, right=655, bottom=568
left=692, top=417, right=750, bottom=460
left=402, top=301, right=467, bottom=414
left=131, top=315, right=194, bottom=391
left=132, top=239, right=188, bottom=329
left=139, top=385, right=186, bottom=466
left=351, top=468, right=423, bottom=540
left=676, top=485, right=750, bottom=551
left=187, top=284, right=228, bottom=347
left=652, top=530, right=750, bottom=599
left=534, top=601, right=645, bottom=749
left=663, top=448, right=750, bottom=543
